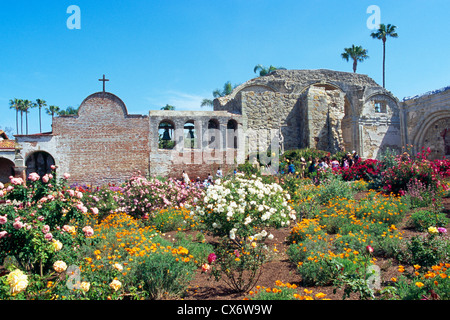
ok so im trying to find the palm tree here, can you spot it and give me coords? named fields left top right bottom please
left=57, top=106, right=79, bottom=115
left=160, top=104, right=175, bottom=111
left=370, top=23, right=398, bottom=88
left=35, top=99, right=47, bottom=133
left=9, top=98, right=21, bottom=135
left=200, top=98, right=213, bottom=108
left=45, top=105, right=60, bottom=129
left=22, top=99, right=34, bottom=135
left=253, top=64, right=286, bottom=76
left=341, top=45, right=369, bottom=73
left=17, top=99, right=25, bottom=135
left=201, top=81, right=238, bottom=107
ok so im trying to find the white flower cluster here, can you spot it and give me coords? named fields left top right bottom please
left=194, top=174, right=295, bottom=241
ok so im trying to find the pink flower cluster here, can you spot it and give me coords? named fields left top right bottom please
left=118, top=173, right=204, bottom=219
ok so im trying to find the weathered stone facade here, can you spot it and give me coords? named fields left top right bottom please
left=6, top=69, right=450, bottom=185
left=216, top=69, right=402, bottom=159
left=401, top=86, right=450, bottom=159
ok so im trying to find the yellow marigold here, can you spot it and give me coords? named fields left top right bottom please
left=415, top=282, right=424, bottom=288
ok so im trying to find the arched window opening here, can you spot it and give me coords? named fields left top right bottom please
left=208, top=119, right=220, bottom=149
left=184, top=121, right=198, bottom=149
left=158, top=121, right=175, bottom=149
left=227, top=120, right=238, bottom=149
left=0, top=157, right=14, bottom=183
left=25, top=151, right=55, bottom=178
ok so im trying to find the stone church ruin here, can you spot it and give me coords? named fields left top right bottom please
left=6, top=69, right=450, bottom=185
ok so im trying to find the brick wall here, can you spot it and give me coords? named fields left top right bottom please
left=52, top=92, right=149, bottom=186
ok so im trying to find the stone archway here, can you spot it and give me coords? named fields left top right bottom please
left=0, top=157, right=14, bottom=183
left=413, top=112, right=450, bottom=160
left=25, top=151, right=55, bottom=177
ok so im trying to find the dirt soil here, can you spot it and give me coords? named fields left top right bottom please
left=165, top=194, right=450, bottom=301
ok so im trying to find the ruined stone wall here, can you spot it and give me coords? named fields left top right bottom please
left=304, top=86, right=346, bottom=154
left=359, top=93, right=402, bottom=159
left=241, top=91, right=302, bottom=152
left=52, top=92, right=149, bottom=186
left=402, top=86, right=450, bottom=159
left=215, top=69, right=400, bottom=159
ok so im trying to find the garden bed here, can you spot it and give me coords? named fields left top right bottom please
left=2, top=150, right=450, bottom=301
left=156, top=193, right=450, bottom=300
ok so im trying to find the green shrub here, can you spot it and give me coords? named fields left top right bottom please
left=403, top=233, right=450, bottom=267
left=316, top=174, right=355, bottom=205
left=408, top=210, right=450, bottom=232
left=133, top=250, right=197, bottom=299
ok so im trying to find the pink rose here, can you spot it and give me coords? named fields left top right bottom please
left=50, top=165, right=56, bottom=170
left=0, top=215, right=7, bottom=224
left=91, top=207, right=99, bottom=215
left=42, top=174, right=49, bottom=183
left=0, top=231, right=8, bottom=239
left=13, top=221, right=23, bottom=230
left=42, top=225, right=50, bottom=234
left=28, top=172, right=40, bottom=182
left=82, top=226, right=94, bottom=237
left=63, top=173, right=70, bottom=180
left=44, top=232, right=53, bottom=241
left=67, top=189, right=75, bottom=197
left=10, top=177, right=23, bottom=185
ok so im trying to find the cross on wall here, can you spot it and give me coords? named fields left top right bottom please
left=98, top=74, right=109, bottom=92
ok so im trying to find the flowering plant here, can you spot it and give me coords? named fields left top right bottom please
left=117, top=173, right=204, bottom=220
left=381, top=149, right=448, bottom=195
left=193, top=173, right=295, bottom=242
left=0, top=168, right=96, bottom=276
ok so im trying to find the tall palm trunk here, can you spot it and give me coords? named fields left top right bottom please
left=39, top=107, right=42, bottom=133
left=15, top=110, right=18, bottom=135
left=382, top=39, right=386, bottom=88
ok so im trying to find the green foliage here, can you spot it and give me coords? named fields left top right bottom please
left=132, top=250, right=197, bottom=299
left=209, top=239, right=270, bottom=293
left=408, top=210, right=450, bottom=232
left=315, top=173, right=355, bottom=205
left=403, top=233, right=450, bottom=267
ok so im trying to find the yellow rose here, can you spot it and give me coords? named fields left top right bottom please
left=7, top=269, right=28, bottom=294
left=52, top=239, right=63, bottom=251
left=113, top=263, right=123, bottom=272
left=109, top=279, right=122, bottom=291
left=428, top=226, right=438, bottom=234
left=53, top=260, right=68, bottom=273
left=80, top=281, right=90, bottom=293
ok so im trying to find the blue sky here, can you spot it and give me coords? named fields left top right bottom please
left=1, top=0, right=449, bottom=135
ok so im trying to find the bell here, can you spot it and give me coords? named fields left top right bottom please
left=187, top=128, right=195, bottom=139
left=162, top=128, right=171, bottom=140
